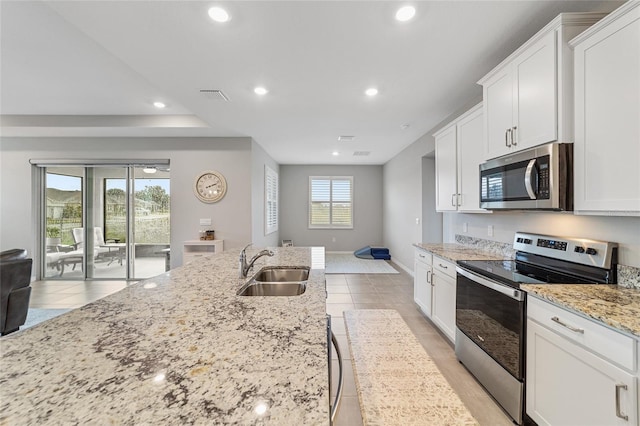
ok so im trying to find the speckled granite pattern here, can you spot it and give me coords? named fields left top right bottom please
left=344, top=310, right=478, bottom=426
left=618, top=264, right=640, bottom=289
left=413, top=243, right=506, bottom=263
left=0, top=247, right=329, bottom=425
left=522, top=284, right=640, bottom=339
left=454, top=235, right=516, bottom=259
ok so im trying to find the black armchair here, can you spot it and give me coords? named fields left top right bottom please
left=0, top=249, right=33, bottom=335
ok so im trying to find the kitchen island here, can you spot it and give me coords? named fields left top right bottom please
left=0, top=247, right=329, bottom=425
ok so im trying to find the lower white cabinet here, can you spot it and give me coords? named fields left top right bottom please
left=527, top=297, right=638, bottom=426
left=414, top=249, right=433, bottom=317
left=431, top=257, right=457, bottom=343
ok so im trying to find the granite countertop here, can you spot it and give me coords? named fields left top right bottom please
left=0, top=247, right=329, bottom=425
left=522, top=284, right=640, bottom=339
left=413, top=243, right=506, bottom=262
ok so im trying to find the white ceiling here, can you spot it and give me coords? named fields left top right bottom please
left=0, top=1, right=624, bottom=164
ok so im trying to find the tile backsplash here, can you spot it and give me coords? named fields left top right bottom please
left=454, top=234, right=640, bottom=289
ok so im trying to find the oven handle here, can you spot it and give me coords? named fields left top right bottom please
left=456, top=266, right=525, bottom=301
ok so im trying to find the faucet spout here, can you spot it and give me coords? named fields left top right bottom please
left=239, top=244, right=274, bottom=278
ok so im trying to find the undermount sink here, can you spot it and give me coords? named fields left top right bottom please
left=237, top=266, right=310, bottom=296
left=253, top=266, right=310, bottom=283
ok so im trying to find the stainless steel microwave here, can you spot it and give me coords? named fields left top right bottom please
left=479, top=142, right=573, bottom=210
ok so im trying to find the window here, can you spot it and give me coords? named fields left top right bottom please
left=309, top=176, right=353, bottom=228
left=265, top=165, right=278, bottom=235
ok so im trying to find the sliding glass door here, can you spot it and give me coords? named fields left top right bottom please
left=40, top=162, right=170, bottom=281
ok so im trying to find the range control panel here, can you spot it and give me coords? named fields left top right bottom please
left=513, top=232, right=617, bottom=269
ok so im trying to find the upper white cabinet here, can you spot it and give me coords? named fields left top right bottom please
left=434, top=103, right=487, bottom=213
left=572, top=2, right=640, bottom=215
left=479, top=13, right=606, bottom=160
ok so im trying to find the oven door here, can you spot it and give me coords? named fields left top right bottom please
left=456, top=266, right=525, bottom=380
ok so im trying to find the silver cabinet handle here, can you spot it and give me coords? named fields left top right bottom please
left=426, top=270, right=432, bottom=284
left=330, top=331, right=344, bottom=424
left=457, top=193, right=462, bottom=208
left=511, top=126, right=518, bottom=145
left=438, top=263, right=448, bottom=269
left=551, top=316, right=584, bottom=334
left=451, top=194, right=456, bottom=207
left=615, top=384, right=629, bottom=421
left=505, top=129, right=511, bottom=147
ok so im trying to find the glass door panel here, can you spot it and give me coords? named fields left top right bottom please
left=88, top=166, right=128, bottom=280
left=44, top=168, right=84, bottom=279
left=131, top=167, right=171, bottom=279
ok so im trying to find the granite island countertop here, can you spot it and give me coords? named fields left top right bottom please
left=522, top=284, right=640, bottom=339
left=413, top=243, right=507, bottom=262
left=0, top=247, right=330, bottom=425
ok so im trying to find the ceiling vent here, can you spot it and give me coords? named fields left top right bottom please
left=338, top=135, right=356, bottom=142
left=353, top=151, right=371, bottom=156
left=199, top=89, right=230, bottom=101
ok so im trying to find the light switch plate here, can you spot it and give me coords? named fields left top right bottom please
left=487, top=225, right=494, bottom=237
left=200, top=218, right=212, bottom=226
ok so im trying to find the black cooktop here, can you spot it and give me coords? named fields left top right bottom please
left=457, top=252, right=615, bottom=289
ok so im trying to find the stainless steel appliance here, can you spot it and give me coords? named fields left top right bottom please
left=455, top=232, right=618, bottom=425
left=480, top=142, right=573, bottom=210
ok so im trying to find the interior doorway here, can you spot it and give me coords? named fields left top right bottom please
left=39, top=162, right=170, bottom=280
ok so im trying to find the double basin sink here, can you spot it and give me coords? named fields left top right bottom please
left=237, top=266, right=310, bottom=296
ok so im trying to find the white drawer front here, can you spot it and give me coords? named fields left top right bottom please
left=433, top=256, right=456, bottom=279
left=415, top=249, right=432, bottom=266
left=528, top=296, right=636, bottom=371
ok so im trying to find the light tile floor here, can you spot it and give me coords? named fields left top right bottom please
left=28, top=264, right=512, bottom=425
left=328, top=269, right=513, bottom=426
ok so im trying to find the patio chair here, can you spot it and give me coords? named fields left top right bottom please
left=72, top=228, right=123, bottom=265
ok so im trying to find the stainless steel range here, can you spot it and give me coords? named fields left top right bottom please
left=455, top=232, right=618, bottom=425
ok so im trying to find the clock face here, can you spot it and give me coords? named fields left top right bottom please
left=194, top=171, right=227, bottom=203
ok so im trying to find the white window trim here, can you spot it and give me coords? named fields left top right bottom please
left=265, top=165, right=278, bottom=235
left=308, top=176, right=353, bottom=229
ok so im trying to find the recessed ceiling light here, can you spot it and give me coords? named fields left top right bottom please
left=254, top=87, right=268, bottom=95
left=208, top=6, right=230, bottom=23
left=365, top=88, right=378, bottom=97
left=395, top=5, right=416, bottom=22
left=332, top=151, right=340, bottom=156
left=153, top=101, right=166, bottom=109
left=143, top=167, right=157, bottom=174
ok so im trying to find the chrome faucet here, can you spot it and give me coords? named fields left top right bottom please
left=239, top=243, right=274, bottom=278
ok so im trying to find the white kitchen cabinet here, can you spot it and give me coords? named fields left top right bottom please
left=183, top=239, right=224, bottom=264
left=434, top=103, right=487, bottom=213
left=431, top=257, right=457, bottom=343
left=413, top=249, right=432, bottom=317
left=479, top=13, right=606, bottom=160
left=572, top=2, right=640, bottom=215
left=527, top=297, right=638, bottom=426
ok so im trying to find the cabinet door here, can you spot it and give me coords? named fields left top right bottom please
left=431, top=272, right=456, bottom=343
left=512, top=30, right=558, bottom=150
left=456, top=106, right=485, bottom=212
left=483, top=66, right=513, bottom=159
left=435, top=125, right=458, bottom=212
left=527, top=320, right=638, bottom=426
left=414, top=259, right=432, bottom=317
left=574, top=6, right=640, bottom=214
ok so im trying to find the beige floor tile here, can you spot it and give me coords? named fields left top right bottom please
left=326, top=303, right=355, bottom=318
left=333, top=396, right=364, bottom=426
left=326, top=293, right=353, bottom=304
left=326, top=285, right=351, bottom=294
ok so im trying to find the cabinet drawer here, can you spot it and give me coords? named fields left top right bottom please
left=528, top=296, right=636, bottom=371
left=415, top=249, right=432, bottom=266
left=433, top=257, right=456, bottom=279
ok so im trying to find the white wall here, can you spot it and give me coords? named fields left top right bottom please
left=382, top=133, right=434, bottom=272
left=447, top=212, right=640, bottom=268
left=251, top=140, right=280, bottom=248
left=279, top=165, right=383, bottom=251
left=0, top=137, right=270, bottom=270
left=421, top=156, right=442, bottom=244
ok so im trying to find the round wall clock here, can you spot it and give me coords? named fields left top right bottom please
left=194, top=170, right=227, bottom=203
